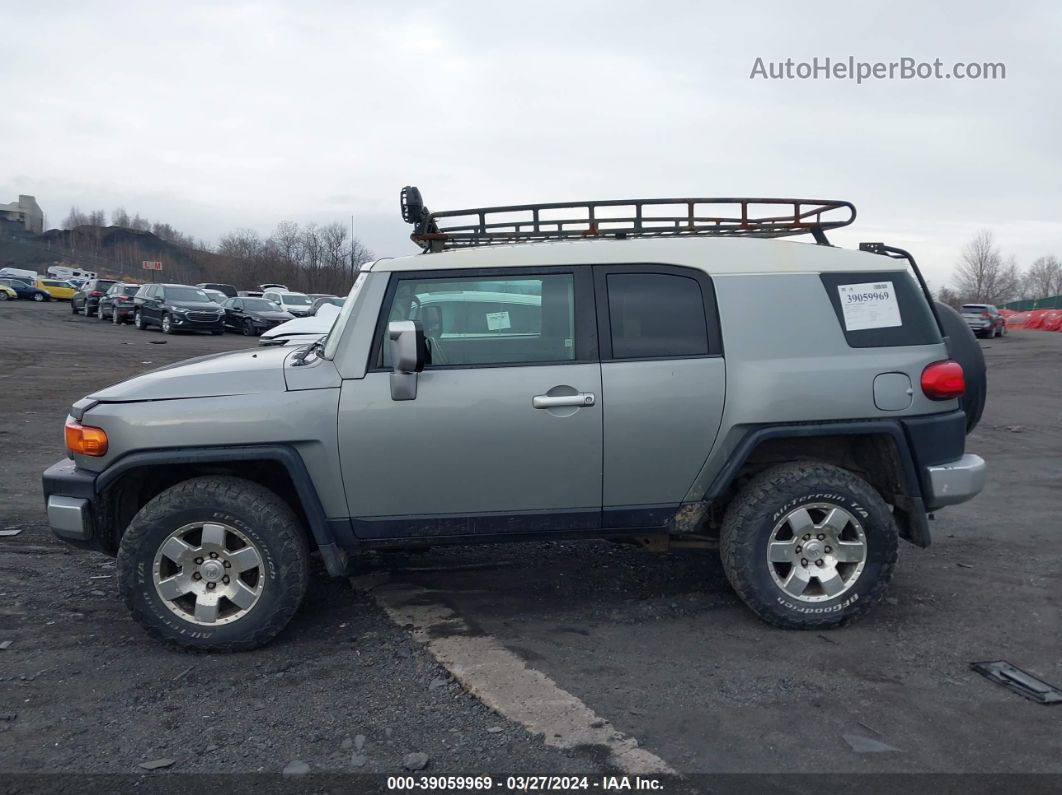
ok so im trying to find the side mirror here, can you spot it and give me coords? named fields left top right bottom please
left=388, top=320, right=427, bottom=400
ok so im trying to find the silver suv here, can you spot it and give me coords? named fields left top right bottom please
left=42, top=190, right=987, bottom=651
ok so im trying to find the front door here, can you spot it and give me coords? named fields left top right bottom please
left=338, top=267, right=601, bottom=539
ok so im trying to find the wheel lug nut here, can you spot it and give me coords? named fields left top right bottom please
left=222, top=576, right=230, bottom=584
left=816, top=559, right=825, bottom=567
left=801, top=558, right=808, bottom=567
left=825, top=546, right=832, bottom=553
left=223, top=560, right=231, bottom=568
left=195, top=557, right=204, bottom=565
left=192, top=572, right=202, bottom=580
left=209, top=552, right=219, bottom=559
left=803, top=534, right=811, bottom=541
left=207, top=582, right=216, bottom=590
left=816, top=534, right=825, bottom=541
left=795, top=546, right=802, bottom=553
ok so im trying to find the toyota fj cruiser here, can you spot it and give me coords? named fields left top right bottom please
left=43, top=189, right=987, bottom=650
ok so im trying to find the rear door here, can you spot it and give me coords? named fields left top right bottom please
left=593, top=265, right=726, bottom=528
left=338, top=266, right=602, bottom=539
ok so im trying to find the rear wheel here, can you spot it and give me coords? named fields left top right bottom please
left=33, top=292, right=46, bottom=302
left=243, top=319, right=256, bottom=336
left=113, top=309, right=121, bottom=325
left=0, top=291, right=8, bottom=301
left=116, top=476, right=310, bottom=651
left=98, top=304, right=108, bottom=320
left=720, top=461, right=898, bottom=630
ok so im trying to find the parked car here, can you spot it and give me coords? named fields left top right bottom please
left=72, top=278, right=118, bottom=316
left=263, top=290, right=314, bottom=317
left=132, top=283, right=225, bottom=335
left=0, top=283, right=16, bottom=301
left=203, top=288, right=229, bottom=304
left=36, top=278, right=78, bottom=301
left=258, top=302, right=341, bottom=346
left=961, top=303, right=1006, bottom=338
left=41, top=189, right=988, bottom=651
left=196, top=282, right=238, bottom=299
left=97, top=283, right=142, bottom=324
left=258, top=283, right=288, bottom=292
left=0, top=277, right=51, bottom=302
left=222, top=296, right=294, bottom=336
left=310, top=296, right=345, bottom=315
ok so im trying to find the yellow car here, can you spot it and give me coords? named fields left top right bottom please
left=36, top=278, right=78, bottom=300
left=0, top=283, right=16, bottom=301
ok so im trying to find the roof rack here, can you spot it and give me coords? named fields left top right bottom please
left=401, top=186, right=855, bottom=252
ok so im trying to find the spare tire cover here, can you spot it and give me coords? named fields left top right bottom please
left=935, top=302, right=987, bottom=433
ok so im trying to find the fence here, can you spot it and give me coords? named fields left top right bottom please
left=1003, top=294, right=1062, bottom=310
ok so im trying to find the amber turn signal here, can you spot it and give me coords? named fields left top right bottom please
left=65, top=420, right=108, bottom=456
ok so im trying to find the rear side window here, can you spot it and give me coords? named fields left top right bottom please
left=820, top=271, right=941, bottom=348
left=605, top=272, right=710, bottom=359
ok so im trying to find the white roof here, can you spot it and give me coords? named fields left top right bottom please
left=372, top=236, right=902, bottom=276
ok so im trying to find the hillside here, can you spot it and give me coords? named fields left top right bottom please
left=0, top=225, right=229, bottom=284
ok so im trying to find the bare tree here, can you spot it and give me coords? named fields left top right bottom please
left=1023, top=255, right=1062, bottom=299
left=63, top=206, right=88, bottom=229
left=936, top=285, right=964, bottom=308
left=952, top=230, right=1022, bottom=305
left=112, top=207, right=131, bottom=227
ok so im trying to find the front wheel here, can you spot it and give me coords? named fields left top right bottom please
left=33, top=292, right=46, bottom=302
left=98, top=304, right=108, bottom=320
left=116, top=476, right=310, bottom=651
left=720, top=461, right=898, bottom=630
left=242, top=318, right=256, bottom=336
left=161, top=313, right=173, bottom=334
left=134, top=310, right=146, bottom=330
left=71, top=300, right=79, bottom=313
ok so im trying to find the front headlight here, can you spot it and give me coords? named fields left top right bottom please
left=170, top=305, right=189, bottom=313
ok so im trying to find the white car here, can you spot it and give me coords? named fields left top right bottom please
left=262, top=289, right=314, bottom=317
left=258, top=302, right=341, bottom=346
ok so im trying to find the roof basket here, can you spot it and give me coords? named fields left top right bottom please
left=401, top=187, right=855, bottom=252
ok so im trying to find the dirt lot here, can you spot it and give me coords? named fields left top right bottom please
left=1, top=300, right=1060, bottom=781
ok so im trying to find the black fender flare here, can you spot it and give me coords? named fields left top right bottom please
left=703, top=420, right=932, bottom=547
left=97, top=444, right=349, bottom=575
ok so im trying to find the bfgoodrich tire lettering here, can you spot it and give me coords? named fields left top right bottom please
left=117, top=476, right=309, bottom=651
left=720, top=461, right=898, bottom=629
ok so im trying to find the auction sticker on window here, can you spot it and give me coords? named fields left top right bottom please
left=486, top=311, right=511, bottom=331
left=837, top=281, right=901, bottom=331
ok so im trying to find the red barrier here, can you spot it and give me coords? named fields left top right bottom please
left=1043, top=311, right=1062, bottom=331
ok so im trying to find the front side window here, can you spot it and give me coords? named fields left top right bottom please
left=382, top=274, right=575, bottom=368
left=606, top=273, right=709, bottom=359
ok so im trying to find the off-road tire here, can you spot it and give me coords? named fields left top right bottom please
left=720, top=461, right=898, bottom=630
left=117, top=476, right=310, bottom=651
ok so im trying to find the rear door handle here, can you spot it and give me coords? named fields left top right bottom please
left=532, top=392, right=596, bottom=409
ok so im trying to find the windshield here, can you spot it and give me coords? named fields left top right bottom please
left=165, top=287, right=211, bottom=302
left=323, top=273, right=369, bottom=359
left=962, top=305, right=989, bottom=312
left=243, top=298, right=280, bottom=311
left=280, top=293, right=312, bottom=306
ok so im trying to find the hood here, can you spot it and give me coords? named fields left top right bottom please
left=167, top=301, right=224, bottom=311
left=89, top=346, right=293, bottom=402
left=260, top=303, right=340, bottom=339
left=252, top=310, right=295, bottom=320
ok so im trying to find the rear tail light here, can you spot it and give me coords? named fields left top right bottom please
left=921, top=360, right=965, bottom=400
left=65, top=419, right=108, bottom=457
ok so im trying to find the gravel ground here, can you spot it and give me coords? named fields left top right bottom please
left=1, top=299, right=1059, bottom=780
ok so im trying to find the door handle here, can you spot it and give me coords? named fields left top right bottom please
left=532, top=392, right=596, bottom=409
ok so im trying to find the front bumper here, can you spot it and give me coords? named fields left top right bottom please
left=171, top=313, right=224, bottom=330
left=42, top=458, right=98, bottom=543
left=925, top=453, right=987, bottom=508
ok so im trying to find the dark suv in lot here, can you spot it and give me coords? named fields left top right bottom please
left=222, top=296, right=294, bottom=335
left=72, top=278, right=118, bottom=316
left=133, top=284, right=225, bottom=335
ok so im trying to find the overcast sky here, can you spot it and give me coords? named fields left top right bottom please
left=3, top=0, right=1059, bottom=286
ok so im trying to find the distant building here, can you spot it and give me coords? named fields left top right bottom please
left=0, top=195, right=44, bottom=235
